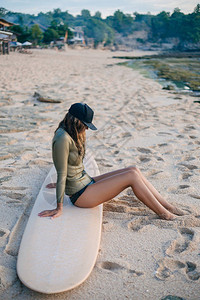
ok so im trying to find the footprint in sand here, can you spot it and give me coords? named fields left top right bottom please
left=127, top=216, right=153, bottom=231
left=148, top=170, right=164, bottom=177
left=0, top=176, right=12, bottom=184
left=157, top=143, right=168, bottom=147
left=179, top=185, right=190, bottom=189
left=178, top=163, right=198, bottom=170
left=166, top=228, right=194, bottom=256
left=184, top=125, right=196, bottom=132
left=103, top=203, right=128, bottom=213
left=182, top=156, right=196, bottom=162
left=189, top=194, right=200, bottom=200
left=127, top=212, right=200, bottom=232
left=104, top=195, right=149, bottom=216
left=0, top=228, right=9, bottom=239
left=1, top=186, right=27, bottom=191
left=156, top=156, right=164, bottom=161
left=137, top=147, right=152, bottom=154
left=139, top=156, right=151, bottom=163
left=158, top=132, right=172, bottom=136
left=155, top=258, right=185, bottom=280
left=96, top=261, right=144, bottom=276
left=181, top=173, right=193, bottom=180
left=0, top=192, right=26, bottom=204
left=156, top=258, right=200, bottom=281
left=103, top=198, right=149, bottom=216
left=177, top=134, right=185, bottom=139
left=186, top=261, right=200, bottom=281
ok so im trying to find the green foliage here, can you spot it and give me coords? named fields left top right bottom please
left=94, top=11, right=102, bottom=19
left=126, top=57, right=200, bottom=91
left=150, top=11, right=170, bottom=41
left=2, top=4, right=200, bottom=48
left=81, top=9, right=91, bottom=19
left=10, top=25, right=31, bottom=43
left=30, top=24, right=43, bottom=45
left=106, top=10, right=134, bottom=35
left=47, top=21, right=72, bottom=41
left=43, top=28, right=59, bottom=43
left=144, top=59, right=200, bottom=90
left=134, top=12, right=153, bottom=30
left=84, top=18, right=114, bottom=47
left=0, top=7, right=8, bottom=17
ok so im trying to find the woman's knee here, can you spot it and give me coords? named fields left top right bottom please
left=127, top=166, right=140, bottom=175
left=126, top=166, right=140, bottom=179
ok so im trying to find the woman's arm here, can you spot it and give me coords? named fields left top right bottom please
left=38, top=136, right=69, bottom=219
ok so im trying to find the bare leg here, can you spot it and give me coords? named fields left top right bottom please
left=75, top=168, right=176, bottom=220
left=93, top=167, right=184, bottom=216
left=136, top=168, right=185, bottom=216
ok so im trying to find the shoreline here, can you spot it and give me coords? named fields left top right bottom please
left=114, top=54, right=200, bottom=96
left=0, top=49, right=200, bottom=299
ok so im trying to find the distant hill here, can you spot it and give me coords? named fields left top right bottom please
left=1, top=5, right=200, bottom=50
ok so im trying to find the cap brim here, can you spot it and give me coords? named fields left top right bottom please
left=83, top=122, right=97, bottom=130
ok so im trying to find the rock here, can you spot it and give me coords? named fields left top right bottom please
left=33, top=92, right=61, bottom=103
left=161, top=296, right=185, bottom=300
left=162, top=85, right=175, bottom=90
left=0, top=266, right=17, bottom=290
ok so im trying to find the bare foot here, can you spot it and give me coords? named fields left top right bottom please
left=159, top=212, right=176, bottom=220
left=46, top=183, right=56, bottom=188
left=167, top=206, right=186, bottom=216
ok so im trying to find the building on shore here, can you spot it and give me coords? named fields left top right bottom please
left=51, top=27, right=85, bottom=50
left=68, top=27, right=85, bottom=45
left=0, top=18, right=15, bottom=55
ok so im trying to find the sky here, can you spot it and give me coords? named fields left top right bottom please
left=1, top=0, right=199, bottom=17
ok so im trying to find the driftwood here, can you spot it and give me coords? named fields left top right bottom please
left=33, top=92, right=61, bottom=103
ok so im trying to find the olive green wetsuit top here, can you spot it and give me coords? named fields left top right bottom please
left=52, top=127, right=92, bottom=203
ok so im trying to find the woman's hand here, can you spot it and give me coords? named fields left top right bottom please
left=46, top=183, right=56, bottom=188
left=38, top=207, right=62, bottom=219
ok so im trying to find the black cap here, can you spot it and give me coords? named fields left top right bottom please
left=69, top=103, right=97, bottom=130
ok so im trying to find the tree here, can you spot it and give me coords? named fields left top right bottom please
left=43, top=28, right=59, bottom=43
left=94, top=11, right=101, bottom=19
left=0, top=7, right=8, bottom=17
left=30, top=24, right=43, bottom=45
left=150, top=11, right=170, bottom=41
left=133, top=12, right=153, bottom=30
left=84, top=18, right=114, bottom=48
left=10, top=25, right=31, bottom=43
left=169, top=8, right=184, bottom=40
left=194, top=4, right=200, bottom=14
left=108, top=10, right=134, bottom=35
left=81, top=9, right=91, bottom=19
left=52, top=8, right=62, bottom=18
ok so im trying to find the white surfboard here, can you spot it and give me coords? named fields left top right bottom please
left=17, top=150, right=102, bottom=294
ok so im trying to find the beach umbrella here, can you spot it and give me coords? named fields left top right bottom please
left=10, top=41, right=17, bottom=47
left=10, top=41, right=22, bottom=47
left=22, top=41, right=32, bottom=46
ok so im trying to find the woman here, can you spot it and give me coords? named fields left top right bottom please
left=38, top=103, right=184, bottom=220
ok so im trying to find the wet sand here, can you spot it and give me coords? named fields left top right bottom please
left=0, top=48, right=200, bottom=299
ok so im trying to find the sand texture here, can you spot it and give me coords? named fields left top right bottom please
left=0, top=48, right=200, bottom=300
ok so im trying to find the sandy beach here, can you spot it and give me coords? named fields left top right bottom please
left=0, top=48, right=200, bottom=299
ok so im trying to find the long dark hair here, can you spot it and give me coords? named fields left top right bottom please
left=56, top=112, right=86, bottom=157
